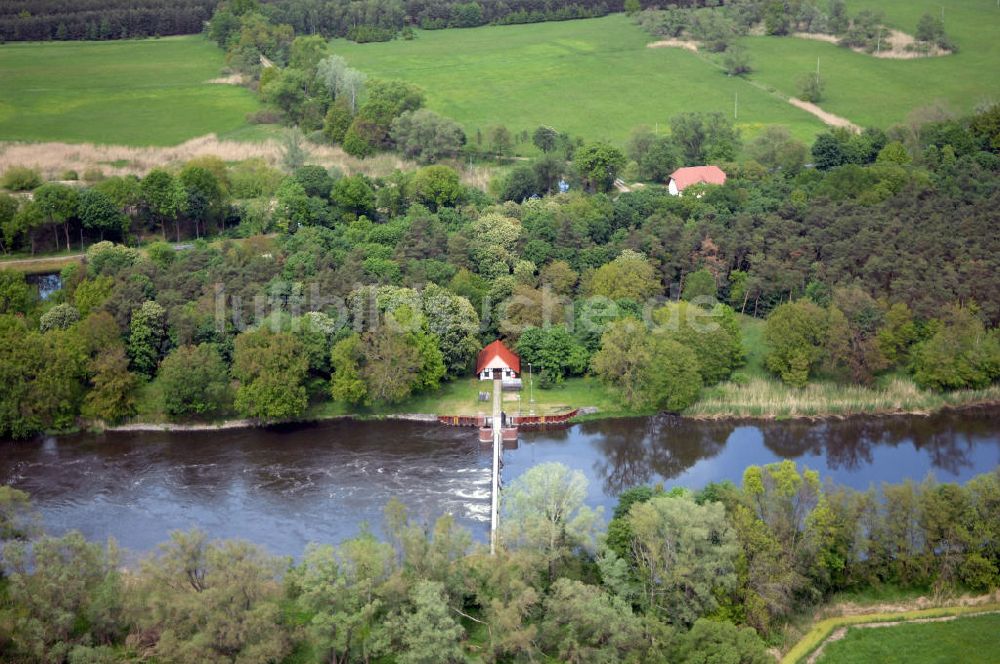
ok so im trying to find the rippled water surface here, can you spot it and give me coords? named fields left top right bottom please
left=2, top=408, right=998, bottom=557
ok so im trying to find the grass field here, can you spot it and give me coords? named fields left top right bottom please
left=333, top=15, right=827, bottom=145
left=0, top=36, right=259, bottom=146
left=335, top=1, right=998, bottom=146
left=741, top=0, right=1000, bottom=130
left=0, top=2, right=993, bottom=148
left=815, top=612, right=1000, bottom=664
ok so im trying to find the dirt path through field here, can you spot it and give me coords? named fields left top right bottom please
left=645, top=37, right=861, bottom=132
left=787, top=97, right=860, bottom=131
left=646, top=39, right=699, bottom=52
left=0, top=253, right=85, bottom=267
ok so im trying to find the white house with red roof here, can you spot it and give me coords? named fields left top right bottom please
left=668, top=165, right=727, bottom=196
left=476, top=340, right=521, bottom=381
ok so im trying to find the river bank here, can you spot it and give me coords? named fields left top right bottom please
left=685, top=376, right=1000, bottom=421
left=100, top=376, right=1000, bottom=436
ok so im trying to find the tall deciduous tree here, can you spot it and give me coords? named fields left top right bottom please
left=397, top=580, right=465, bottom=664
left=78, top=188, right=128, bottom=241
left=628, top=494, right=738, bottom=625
left=140, top=169, right=184, bottom=241
left=127, top=300, right=170, bottom=378
left=158, top=344, right=232, bottom=418
left=502, top=462, right=599, bottom=581
left=34, top=182, right=79, bottom=251
left=232, top=328, right=309, bottom=420
left=587, top=250, right=660, bottom=301
left=82, top=347, right=138, bottom=424
left=573, top=141, right=626, bottom=193
left=764, top=300, right=829, bottom=387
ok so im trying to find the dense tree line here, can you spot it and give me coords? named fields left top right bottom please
left=0, top=0, right=218, bottom=41
left=2, top=461, right=998, bottom=661
left=1, top=105, right=999, bottom=436
left=251, top=0, right=712, bottom=41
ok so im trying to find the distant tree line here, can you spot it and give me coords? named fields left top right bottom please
left=0, top=0, right=718, bottom=42
left=0, top=0, right=219, bottom=41
left=223, top=0, right=716, bottom=43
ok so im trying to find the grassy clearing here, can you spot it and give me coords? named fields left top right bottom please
left=334, top=15, right=826, bottom=146
left=131, top=374, right=637, bottom=426
left=304, top=375, right=640, bottom=421
left=782, top=605, right=1000, bottom=664
left=741, top=0, right=1000, bottom=129
left=0, top=36, right=258, bottom=146
left=815, top=612, right=1000, bottom=664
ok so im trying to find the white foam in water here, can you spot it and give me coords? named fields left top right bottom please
left=464, top=503, right=491, bottom=521
left=454, top=488, right=490, bottom=500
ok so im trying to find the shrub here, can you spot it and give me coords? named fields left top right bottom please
left=1, top=166, right=43, bottom=191
left=246, top=109, right=283, bottom=125
left=798, top=72, right=824, bottom=103
left=83, top=167, right=105, bottom=183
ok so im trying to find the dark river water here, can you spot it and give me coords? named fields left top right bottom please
left=2, top=408, right=999, bottom=558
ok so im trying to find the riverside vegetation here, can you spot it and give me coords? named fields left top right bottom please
left=2, top=100, right=1000, bottom=437
left=2, top=461, right=1000, bottom=662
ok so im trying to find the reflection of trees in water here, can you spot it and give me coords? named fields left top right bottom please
left=758, top=410, right=994, bottom=475
left=586, top=416, right=735, bottom=496
left=586, top=408, right=1000, bottom=498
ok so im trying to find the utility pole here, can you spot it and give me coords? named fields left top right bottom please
left=734, top=91, right=738, bottom=120
left=876, top=27, right=882, bottom=55
left=816, top=57, right=820, bottom=75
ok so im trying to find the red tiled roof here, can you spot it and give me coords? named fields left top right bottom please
left=476, top=340, right=521, bottom=375
left=668, top=165, right=727, bottom=191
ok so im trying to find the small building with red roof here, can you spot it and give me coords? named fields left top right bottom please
left=667, top=165, right=727, bottom=196
left=476, top=340, right=521, bottom=381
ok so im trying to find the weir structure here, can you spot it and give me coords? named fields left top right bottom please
left=490, top=376, right=502, bottom=555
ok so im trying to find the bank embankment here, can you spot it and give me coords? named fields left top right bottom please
left=685, top=376, right=1000, bottom=421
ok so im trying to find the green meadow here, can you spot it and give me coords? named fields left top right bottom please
left=742, top=0, right=1000, bottom=130
left=335, top=1, right=998, bottom=145
left=816, top=612, right=1000, bottom=664
left=0, top=36, right=259, bottom=146
left=333, top=15, right=827, bottom=145
left=0, top=0, right=994, bottom=148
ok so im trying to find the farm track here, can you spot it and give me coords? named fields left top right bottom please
left=647, top=38, right=861, bottom=131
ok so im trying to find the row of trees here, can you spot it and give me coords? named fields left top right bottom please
left=3, top=461, right=999, bottom=661
left=1, top=159, right=236, bottom=255
left=764, top=295, right=1000, bottom=390
left=0, top=0, right=218, bottom=41
left=229, top=0, right=711, bottom=43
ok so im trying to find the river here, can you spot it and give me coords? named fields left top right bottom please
left=2, top=408, right=999, bottom=558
